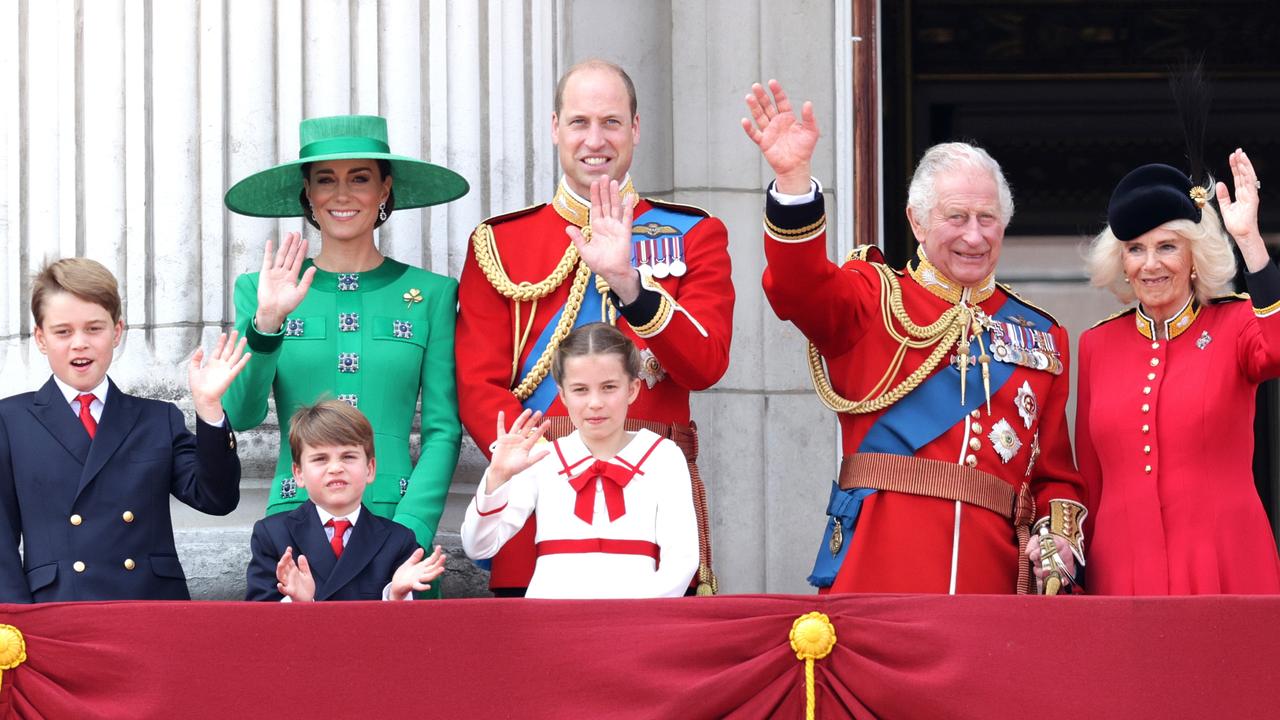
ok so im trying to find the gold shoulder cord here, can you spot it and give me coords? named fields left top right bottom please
left=471, top=223, right=593, bottom=401
left=808, top=264, right=967, bottom=414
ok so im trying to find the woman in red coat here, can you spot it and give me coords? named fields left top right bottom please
left=1078, top=150, right=1280, bottom=594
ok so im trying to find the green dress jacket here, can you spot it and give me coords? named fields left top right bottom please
left=224, top=258, right=461, bottom=551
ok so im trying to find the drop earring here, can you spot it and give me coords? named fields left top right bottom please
left=378, top=202, right=387, bottom=222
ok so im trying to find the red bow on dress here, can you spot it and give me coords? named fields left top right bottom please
left=567, top=459, right=636, bottom=524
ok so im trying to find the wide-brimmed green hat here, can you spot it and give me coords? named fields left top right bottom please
left=224, top=115, right=468, bottom=217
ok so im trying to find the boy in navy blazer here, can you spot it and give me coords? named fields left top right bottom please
left=0, top=258, right=249, bottom=602
left=245, top=400, right=445, bottom=601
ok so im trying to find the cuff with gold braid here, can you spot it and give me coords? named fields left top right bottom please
left=1246, top=261, right=1280, bottom=318
left=608, top=278, right=667, bottom=336
left=764, top=180, right=826, bottom=243
left=1031, top=498, right=1087, bottom=592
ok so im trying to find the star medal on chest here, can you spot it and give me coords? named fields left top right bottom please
left=1014, top=380, right=1038, bottom=430
left=988, top=418, right=1022, bottom=463
left=637, top=347, right=666, bottom=389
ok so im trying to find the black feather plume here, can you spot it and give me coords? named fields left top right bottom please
left=1169, top=57, right=1212, bottom=183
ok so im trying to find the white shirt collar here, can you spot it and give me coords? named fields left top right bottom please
left=52, top=374, right=111, bottom=407
left=314, top=503, right=363, bottom=527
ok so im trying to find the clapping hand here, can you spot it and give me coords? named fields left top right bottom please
left=276, top=546, right=316, bottom=602
left=188, top=330, right=251, bottom=424
left=255, top=232, right=317, bottom=333
left=389, top=545, right=447, bottom=600
left=741, top=79, right=821, bottom=194
left=567, top=176, right=641, bottom=303
left=486, top=409, right=551, bottom=492
left=1217, top=148, right=1269, bottom=272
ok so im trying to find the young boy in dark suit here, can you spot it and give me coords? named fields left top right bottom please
left=0, top=258, right=249, bottom=602
left=245, top=400, right=445, bottom=601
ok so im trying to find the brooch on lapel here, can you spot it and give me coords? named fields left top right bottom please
left=403, top=287, right=423, bottom=310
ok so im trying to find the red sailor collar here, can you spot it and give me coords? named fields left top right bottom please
left=1135, top=294, right=1199, bottom=340
left=552, top=174, right=637, bottom=228
left=553, top=429, right=663, bottom=524
left=908, top=247, right=996, bottom=305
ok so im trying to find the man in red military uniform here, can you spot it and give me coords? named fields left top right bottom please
left=457, top=60, right=734, bottom=595
left=742, top=80, right=1084, bottom=594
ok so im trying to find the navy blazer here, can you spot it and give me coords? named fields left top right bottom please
left=0, top=377, right=240, bottom=602
left=246, top=500, right=419, bottom=601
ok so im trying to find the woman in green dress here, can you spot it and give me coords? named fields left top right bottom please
left=223, top=115, right=467, bottom=589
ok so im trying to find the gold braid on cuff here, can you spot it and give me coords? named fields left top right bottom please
left=765, top=214, right=826, bottom=240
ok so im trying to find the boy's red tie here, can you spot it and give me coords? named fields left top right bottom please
left=75, top=393, right=97, bottom=439
left=327, top=518, right=352, bottom=558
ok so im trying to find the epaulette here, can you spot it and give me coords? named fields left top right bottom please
left=1210, top=292, right=1249, bottom=304
left=841, top=244, right=886, bottom=265
left=644, top=197, right=711, bottom=218
left=997, top=282, right=1064, bottom=327
left=1090, top=306, right=1137, bottom=329
left=480, top=202, right=546, bottom=227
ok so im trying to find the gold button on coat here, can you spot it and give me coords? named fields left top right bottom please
left=70, top=514, right=82, bottom=526
left=971, top=423, right=983, bottom=433
left=965, top=454, right=977, bottom=467
left=1142, top=424, right=1150, bottom=434
left=1144, top=445, right=1151, bottom=454
left=968, top=438, right=981, bottom=451
left=73, top=561, right=86, bottom=572
left=1145, top=465, right=1153, bottom=473
left=122, top=511, right=135, bottom=523
left=124, top=559, right=136, bottom=570
left=1150, top=358, right=1160, bottom=367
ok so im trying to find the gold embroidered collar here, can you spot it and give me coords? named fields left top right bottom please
left=552, top=175, right=636, bottom=228
left=908, top=248, right=996, bottom=305
left=1135, top=294, right=1199, bottom=340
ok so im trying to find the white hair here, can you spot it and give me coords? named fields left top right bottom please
left=907, top=142, right=1015, bottom=230
left=1085, top=197, right=1237, bottom=305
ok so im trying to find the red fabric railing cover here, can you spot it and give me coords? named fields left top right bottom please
left=1, top=594, right=1277, bottom=719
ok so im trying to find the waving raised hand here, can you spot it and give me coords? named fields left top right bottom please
left=188, top=330, right=251, bottom=424
left=486, top=409, right=551, bottom=492
left=1217, top=148, right=1269, bottom=272
left=741, top=79, right=821, bottom=194
left=567, top=176, right=641, bottom=303
left=255, top=232, right=317, bottom=332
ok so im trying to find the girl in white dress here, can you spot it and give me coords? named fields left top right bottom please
left=461, top=323, right=698, bottom=598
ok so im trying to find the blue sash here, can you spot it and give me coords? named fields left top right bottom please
left=517, top=205, right=705, bottom=411
left=808, top=291, right=1052, bottom=587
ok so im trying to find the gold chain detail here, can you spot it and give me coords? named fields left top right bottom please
left=471, top=222, right=580, bottom=302
left=808, top=265, right=966, bottom=414
left=511, top=259, right=592, bottom=401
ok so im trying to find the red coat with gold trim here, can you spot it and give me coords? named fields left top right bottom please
left=456, top=183, right=733, bottom=590
left=1077, top=266, right=1280, bottom=594
left=761, top=189, right=1084, bottom=594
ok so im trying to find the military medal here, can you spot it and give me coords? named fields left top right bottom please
left=652, top=237, right=670, bottom=278
left=668, top=236, right=687, bottom=277
left=1015, top=380, right=1038, bottom=429
left=988, top=418, right=1022, bottom=463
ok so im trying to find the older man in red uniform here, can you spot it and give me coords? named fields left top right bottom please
left=742, top=80, right=1085, bottom=594
left=456, top=60, right=734, bottom=595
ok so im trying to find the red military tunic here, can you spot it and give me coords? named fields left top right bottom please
left=1077, top=265, right=1280, bottom=594
left=761, top=189, right=1084, bottom=594
left=456, top=177, right=734, bottom=590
